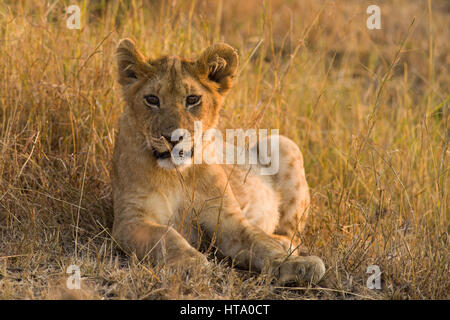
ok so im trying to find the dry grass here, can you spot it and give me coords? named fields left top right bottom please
left=0, top=0, right=448, bottom=300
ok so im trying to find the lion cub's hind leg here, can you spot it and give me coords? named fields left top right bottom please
left=256, top=135, right=311, bottom=255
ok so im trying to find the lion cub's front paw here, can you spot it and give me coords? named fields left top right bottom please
left=166, top=248, right=209, bottom=268
left=276, top=255, right=325, bottom=286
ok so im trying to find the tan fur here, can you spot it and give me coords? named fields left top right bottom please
left=111, top=39, right=325, bottom=285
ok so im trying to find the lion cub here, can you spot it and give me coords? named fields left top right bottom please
left=112, top=39, right=325, bottom=285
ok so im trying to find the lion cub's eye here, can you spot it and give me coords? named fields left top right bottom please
left=144, top=95, right=160, bottom=108
left=186, top=95, right=201, bottom=109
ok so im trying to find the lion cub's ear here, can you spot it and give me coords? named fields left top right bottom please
left=116, top=38, right=150, bottom=86
left=196, top=43, right=239, bottom=94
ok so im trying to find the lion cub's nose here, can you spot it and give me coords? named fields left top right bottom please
left=161, top=135, right=181, bottom=148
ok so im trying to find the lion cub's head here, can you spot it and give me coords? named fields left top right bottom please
left=116, top=39, right=238, bottom=170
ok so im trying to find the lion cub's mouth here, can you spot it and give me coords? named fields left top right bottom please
left=152, top=149, right=171, bottom=159
left=152, top=147, right=195, bottom=160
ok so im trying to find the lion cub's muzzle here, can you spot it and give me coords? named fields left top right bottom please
left=152, top=135, right=174, bottom=159
left=152, top=134, right=195, bottom=169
